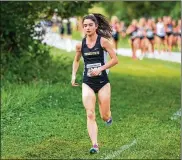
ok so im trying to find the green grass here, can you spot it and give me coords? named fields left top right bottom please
left=72, top=29, right=83, bottom=41
left=1, top=48, right=180, bottom=159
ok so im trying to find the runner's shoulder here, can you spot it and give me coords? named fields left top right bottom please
left=76, top=42, right=82, bottom=52
left=100, top=37, right=111, bottom=48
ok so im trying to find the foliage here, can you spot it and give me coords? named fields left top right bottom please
left=98, top=1, right=181, bottom=24
left=0, top=1, right=95, bottom=53
left=46, top=1, right=96, bottom=18
left=1, top=1, right=94, bottom=83
left=1, top=44, right=73, bottom=84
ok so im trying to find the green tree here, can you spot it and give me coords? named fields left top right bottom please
left=0, top=1, right=95, bottom=83
left=0, top=1, right=95, bottom=53
left=99, top=1, right=181, bottom=24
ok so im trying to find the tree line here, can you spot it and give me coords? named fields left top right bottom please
left=99, top=1, right=180, bottom=25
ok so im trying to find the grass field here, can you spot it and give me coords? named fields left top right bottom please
left=1, top=47, right=180, bottom=159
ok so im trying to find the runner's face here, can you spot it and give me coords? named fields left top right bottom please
left=158, top=18, right=162, bottom=22
left=83, top=19, right=98, bottom=36
left=132, top=20, right=137, bottom=26
left=178, top=20, right=181, bottom=26
left=148, top=19, right=152, bottom=26
left=167, top=17, right=172, bottom=24
left=172, top=20, right=176, bottom=26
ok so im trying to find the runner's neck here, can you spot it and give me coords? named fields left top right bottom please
left=86, top=33, right=98, bottom=43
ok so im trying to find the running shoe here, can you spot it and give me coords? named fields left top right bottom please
left=89, top=144, right=99, bottom=154
left=106, top=117, right=112, bottom=126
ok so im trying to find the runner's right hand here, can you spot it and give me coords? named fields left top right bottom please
left=71, top=78, right=79, bottom=87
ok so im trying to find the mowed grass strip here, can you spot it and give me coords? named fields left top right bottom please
left=1, top=48, right=180, bottom=159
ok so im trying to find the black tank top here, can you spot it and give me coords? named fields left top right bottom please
left=167, top=24, right=173, bottom=33
left=81, top=35, right=109, bottom=84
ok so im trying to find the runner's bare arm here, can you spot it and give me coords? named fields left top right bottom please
left=100, top=37, right=118, bottom=71
left=126, top=25, right=133, bottom=35
left=71, top=43, right=82, bottom=86
left=90, top=38, right=118, bottom=77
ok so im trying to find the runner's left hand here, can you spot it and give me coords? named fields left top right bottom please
left=90, top=68, right=102, bottom=76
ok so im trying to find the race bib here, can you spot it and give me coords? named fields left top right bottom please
left=131, top=31, right=137, bottom=37
left=86, top=63, right=102, bottom=77
left=158, top=26, right=164, bottom=35
left=168, top=26, right=173, bottom=32
left=146, top=30, right=153, bottom=38
left=137, top=30, right=142, bottom=36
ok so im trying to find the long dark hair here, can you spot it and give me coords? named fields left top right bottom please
left=82, top=13, right=112, bottom=39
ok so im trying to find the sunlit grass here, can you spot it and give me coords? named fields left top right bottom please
left=1, top=47, right=180, bottom=159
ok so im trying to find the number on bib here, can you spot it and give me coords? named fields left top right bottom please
left=86, top=63, right=102, bottom=77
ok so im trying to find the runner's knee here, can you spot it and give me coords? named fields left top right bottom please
left=86, top=109, right=95, bottom=121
